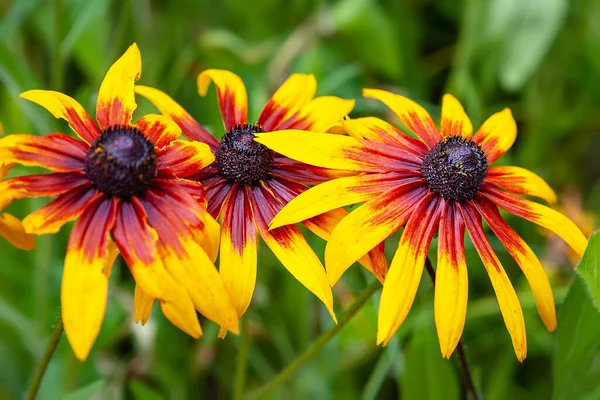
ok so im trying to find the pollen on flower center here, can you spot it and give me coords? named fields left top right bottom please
left=421, top=135, right=488, bottom=202
left=214, top=123, right=274, bottom=185
left=85, top=125, right=157, bottom=197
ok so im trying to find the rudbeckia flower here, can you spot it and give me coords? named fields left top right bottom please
left=0, top=44, right=238, bottom=360
left=256, top=90, right=588, bottom=361
left=135, top=71, right=387, bottom=326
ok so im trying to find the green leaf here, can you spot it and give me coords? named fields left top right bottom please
left=553, top=277, right=600, bottom=400
left=62, top=380, right=105, bottom=400
left=577, top=232, right=600, bottom=310
left=129, top=380, right=166, bottom=400
left=401, top=325, right=460, bottom=400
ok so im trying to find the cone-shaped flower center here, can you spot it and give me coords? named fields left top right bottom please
left=85, top=126, right=157, bottom=197
left=214, top=123, right=274, bottom=185
left=421, top=136, right=488, bottom=202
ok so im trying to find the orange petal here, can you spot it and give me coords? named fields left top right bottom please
left=362, top=88, right=442, bottom=148
left=0, top=213, right=36, bottom=250
left=460, top=202, right=527, bottom=361
left=197, top=69, right=248, bottom=130
left=440, top=94, right=473, bottom=138
left=157, top=140, right=215, bottom=178
left=487, top=166, right=557, bottom=204
left=135, top=114, right=181, bottom=149
left=20, top=90, right=100, bottom=144
left=134, top=284, right=154, bottom=325
left=96, top=43, right=141, bottom=129
left=472, top=108, right=517, bottom=164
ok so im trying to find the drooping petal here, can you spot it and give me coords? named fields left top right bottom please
left=112, top=197, right=202, bottom=338
left=23, top=185, right=100, bottom=235
left=482, top=184, right=588, bottom=257
left=197, top=69, right=248, bottom=131
left=134, top=284, right=154, bottom=325
left=459, top=202, right=527, bottom=361
left=157, top=140, right=215, bottom=178
left=250, top=183, right=336, bottom=321
left=472, top=108, right=517, bottom=164
left=440, top=94, right=473, bottom=138
left=273, top=96, right=355, bottom=132
left=487, top=166, right=557, bottom=204
left=0, top=133, right=88, bottom=172
left=257, top=73, right=316, bottom=131
left=362, top=89, right=442, bottom=148
left=219, top=185, right=258, bottom=317
left=0, top=213, right=36, bottom=250
left=326, top=184, right=428, bottom=286
left=96, top=43, right=141, bottom=129
left=474, top=197, right=556, bottom=331
left=205, top=178, right=234, bottom=218
left=20, top=90, right=100, bottom=144
left=434, top=201, right=468, bottom=358
left=135, top=85, right=218, bottom=147
left=135, top=114, right=181, bottom=149
left=61, top=196, right=117, bottom=360
left=377, top=194, right=442, bottom=346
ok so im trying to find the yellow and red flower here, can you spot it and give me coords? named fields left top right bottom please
left=0, top=44, right=238, bottom=360
left=256, top=90, right=589, bottom=361
left=135, top=71, right=387, bottom=326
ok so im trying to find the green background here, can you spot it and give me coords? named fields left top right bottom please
left=0, top=0, right=599, bottom=398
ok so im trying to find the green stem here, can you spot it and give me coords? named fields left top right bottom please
left=26, top=314, right=64, bottom=400
left=234, top=316, right=250, bottom=400
left=247, top=279, right=380, bottom=400
left=51, top=0, right=63, bottom=91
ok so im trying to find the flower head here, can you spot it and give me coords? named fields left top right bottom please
left=135, top=71, right=388, bottom=326
left=256, top=90, right=589, bottom=361
left=0, top=44, right=238, bottom=360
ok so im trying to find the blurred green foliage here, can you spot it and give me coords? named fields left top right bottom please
left=0, top=0, right=599, bottom=398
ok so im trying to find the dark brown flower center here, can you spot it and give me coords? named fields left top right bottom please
left=85, top=125, right=157, bottom=197
left=214, top=123, right=274, bottom=185
left=421, top=135, right=488, bottom=202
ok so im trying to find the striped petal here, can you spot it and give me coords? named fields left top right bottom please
left=157, top=140, right=215, bottom=178
left=197, top=69, right=248, bottom=131
left=434, top=201, right=468, bottom=358
left=474, top=197, right=556, bottom=331
left=271, top=156, right=354, bottom=185
left=250, top=183, right=336, bottom=322
left=96, top=43, right=141, bottom=129
left=61, top=196, right=117, bottom=360
left=134, top=284, right=154, bottom=325
left=326, top=184, right=428, bottom=286
left=219, top=185, right=258, bottom=317
left=274, top=96, right=355, bottom=132
left=487, top=166, right=557, bottom=204
left=482, top=184, right=588, bottom=257
left=363, top=89, right=442, bottom=148
left=460, top=202, right=527, bottom=361
left=0, top=133, right=88, bottom=172
left=258, top=73, right=317, bottom=131
left=0, top=213, right=36, bottom=250
left=20, top=90, right=100, bottom=144
left=136, top=114, right=181, bottom=149
left=377, top=193, right=442, bottom=345
left=472, top=108, right=517, bottom=164
left=440, top=94, right=473, bottom=138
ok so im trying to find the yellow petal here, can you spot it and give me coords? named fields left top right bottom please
left=197, top=69, right=248, bottom=130
left=487, top=166, right=557, bottom=204
left=472, top=108, right=517, bottom=164
left=134, top=284, right=154, bottom=325
left=0, top=213, right=36, bottom=250
left=440, top=94, right=473, bottom=138
left=291, top=96, right=355, bottom=132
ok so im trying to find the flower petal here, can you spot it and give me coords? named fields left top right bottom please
left=482, top=184, right=588, bottom=257
left=326, top=184, right=428, bottom=286
left=459, top=202, right=527, bottom=361
left=0, top=213, right=36, bottom=250
left=197, top=69, right=248, bottom=131
left=250, top=183, right=336, bottom=322
left=135, top=85, right=218, bottom=147
left=440, top=94, right=473, bottom=138
left=434, top=201, right=468, bottom=358
left=20, top=90, right=100, bottom=144
left=61, top=196, right=117, bottom=360
left=96, top=43, right=141, bottom=129
left=157, top=140, right=215, bottom=178
left=136, top=114, right=181, bottom=149
left=487, top=166, right=557, bottom=204
left=271, top=155, right=354, bottom=185
left=219, top=185, right=258, bottom=317
left=377, top=194, right=442, bottom=346
left=474, top=197, right=556, bottom=331
left=472, top=108, right=517, bottom=164
left=274, top=96, right=355, bottom=132
left=0, top=133, right=87, bottom=172
left=134, top=284, right=154, bottom=325
left=363, top=89, right=442, bottom=148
